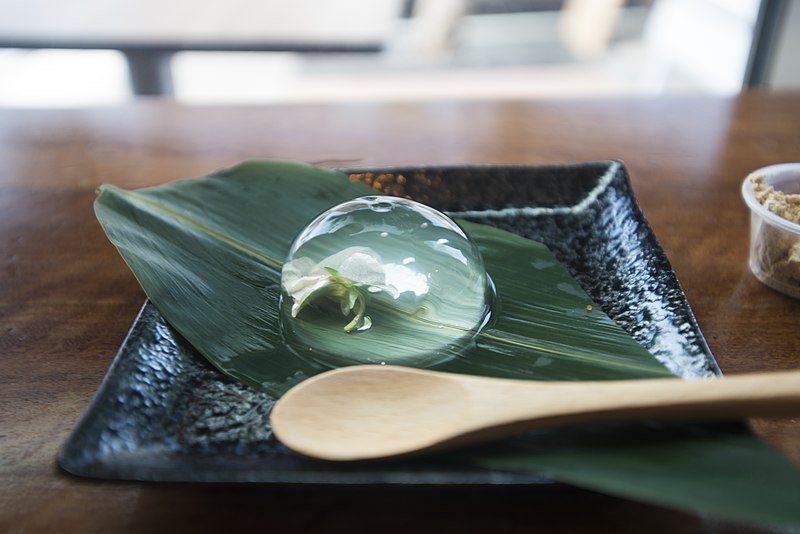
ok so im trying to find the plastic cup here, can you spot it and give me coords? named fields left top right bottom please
left=741, top=163, right=800, bottom=299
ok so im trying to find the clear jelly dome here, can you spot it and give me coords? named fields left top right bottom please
left=280, top=195, right=493, bottom=368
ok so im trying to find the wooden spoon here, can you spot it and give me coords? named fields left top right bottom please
left=270, top=365, right=800, bottom=461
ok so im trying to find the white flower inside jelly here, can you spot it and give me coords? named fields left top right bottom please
left=280, top=196, right=493, bottom=368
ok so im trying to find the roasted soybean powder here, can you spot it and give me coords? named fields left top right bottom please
left=750, top=175, right=800, bottom=291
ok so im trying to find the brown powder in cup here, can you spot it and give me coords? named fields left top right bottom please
left=749, top=175, right=800, bottom=293
left=751, top=175, right=800, bottom=224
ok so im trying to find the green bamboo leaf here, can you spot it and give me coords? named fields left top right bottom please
left=465, top=422, right=800, bottom=530
left=95, top=161, right=670, bottom=392
left=94, top=160, right=800, bottom=528
left=435, top=221, right=674, bottom=380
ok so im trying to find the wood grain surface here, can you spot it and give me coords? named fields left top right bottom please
left=1, top=91, right=799, bottom=533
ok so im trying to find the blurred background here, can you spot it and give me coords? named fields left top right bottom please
left=0, top=0, right=796, bottom=107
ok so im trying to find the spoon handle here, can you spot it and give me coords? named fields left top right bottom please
left=469, top=370, right=800, bottom=430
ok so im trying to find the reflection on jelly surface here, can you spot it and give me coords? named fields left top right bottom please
left=280, top=196, right=493, bottom=368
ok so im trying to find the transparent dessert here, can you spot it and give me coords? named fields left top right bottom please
left=280, top=196, right=494, bottom=368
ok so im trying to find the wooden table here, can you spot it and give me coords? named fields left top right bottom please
left=2, top=92, right=799, bottom=532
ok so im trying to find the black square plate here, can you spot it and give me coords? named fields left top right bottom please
left=59, top=161, right=719, bottom=484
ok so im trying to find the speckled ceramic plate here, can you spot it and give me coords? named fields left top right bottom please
left=60, top=161, right=720, bottom=484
